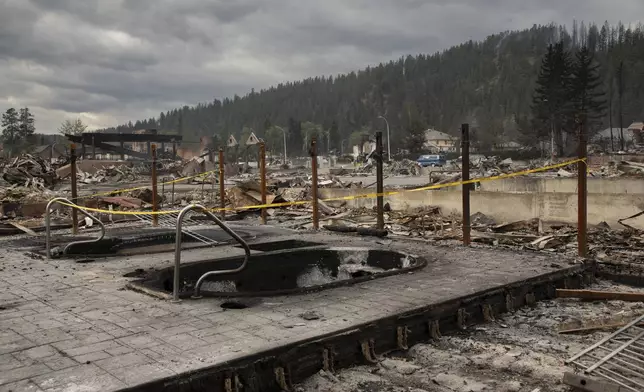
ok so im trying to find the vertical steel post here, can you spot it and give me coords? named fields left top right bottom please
left=461, top=124, right=471, bottom=246
left=120, top=141, right=125, bottom=160
left=219, top=148, right=225, bottom=219
left=310, top=137, right=319, bottom=230
left=200, top=160, right=205, bottom=200
left=161, top=179, right=165, bottom=209
left=211, top=173, right=215, bottom=205
left=70, top=144, right=78, bottom=235
left=91, top=135, right=96, bottom=160
left=259, top=142, right=267, bottom=224
left=151, top=144, right=158, bottom=227
left=578, top=121, right=588, bottom=257
left=375, top=131, right=384, bottom=230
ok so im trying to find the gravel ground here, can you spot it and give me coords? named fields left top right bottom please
left=297, top=281, right=644, bottom=392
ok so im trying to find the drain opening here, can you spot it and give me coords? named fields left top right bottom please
left=220, top=301, right=248, bottom=310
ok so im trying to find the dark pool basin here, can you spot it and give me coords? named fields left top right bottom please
left=131, top=246, right=427, bottom=298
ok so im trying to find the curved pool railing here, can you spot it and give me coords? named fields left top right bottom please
left=45, top=197, right=106, bottom=259
left=174, top=204, right=251, bottom=301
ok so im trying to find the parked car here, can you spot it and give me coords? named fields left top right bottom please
left=416, top=154, right=446, bottom=167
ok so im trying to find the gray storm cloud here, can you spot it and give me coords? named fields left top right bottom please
left=0, top=0, right=641, bottom=133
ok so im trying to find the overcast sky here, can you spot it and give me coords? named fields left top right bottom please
left=1, top=0, right=642, bottom=134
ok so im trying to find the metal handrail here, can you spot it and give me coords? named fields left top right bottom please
left=174, top=204, right=251, bottom=301
left=45, top=197, right=106, bottom=259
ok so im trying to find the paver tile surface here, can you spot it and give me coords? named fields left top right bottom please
left=0, top=231, right=576, bottom=391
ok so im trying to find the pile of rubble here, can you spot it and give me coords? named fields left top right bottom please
left=77, top=164, right=140, bottom=184
left=1, top=154, right=57, bottom=189
left=386, top=159, right=420, bottom=176
left=592, top=160, right=644, bottom=177
left=319, top=205, right=644, bottom=263
left=0, top=185, right=58, bottom=204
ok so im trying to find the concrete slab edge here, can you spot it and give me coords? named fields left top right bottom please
left=117, top=263, right=593, bottom=392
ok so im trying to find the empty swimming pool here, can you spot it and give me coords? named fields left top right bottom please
left=130, top=246, right=426, bottom=298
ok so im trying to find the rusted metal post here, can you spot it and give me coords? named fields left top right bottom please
left=70, top=144, right=78, bottom=235
left=259, top=142, right=267, bottom=224
left=211, top=173, right=215, bottom=205
left=578, top=121, right=588, bottom=257
left=119, top=141, right=125, bottom=160
left=151, top=144, right=158, bottom=227
left=201, top=177, right=205, bottom=200
left=375, top=131, right=384, bottom=230
left=91, top=135, right=96, bottom=159
left=218, top=148, right=225, bottom=219
left=310, top=137, right=319, bottom=230
left=200, top=159, right=206, bottom=200
left=161, top=178, right=165, bottom=209
left=461, top=124, right=471, bottom=246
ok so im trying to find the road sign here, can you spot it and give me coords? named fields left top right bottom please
left=246, top=132, right=260, bottom=146
left=227, top=135, right=238, bottom=147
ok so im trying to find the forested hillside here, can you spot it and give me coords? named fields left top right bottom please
left=104, top=22, right=644, bottom=155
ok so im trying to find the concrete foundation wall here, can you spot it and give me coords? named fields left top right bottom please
left=455, top=177, right=644, bottom=194
left=317, top=188, right=644, bottom=230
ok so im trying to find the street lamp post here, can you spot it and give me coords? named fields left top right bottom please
left=275, top=126, right=287, bottom=164
left=378, top=115, right=391, bottom=161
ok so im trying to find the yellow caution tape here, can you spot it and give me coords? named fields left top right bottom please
left=56, top=158, right=585, bottom=216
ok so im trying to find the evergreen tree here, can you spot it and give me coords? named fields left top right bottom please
left=1, top=108, right=20, bottom=151
left=328, top=121, right=340, bottom=153
left=531, top=41, right=574, bottom=156
left=18, top=108, right=35, bottom=140
left=403, top=103, right=426, bottom=153
left=288, top=117, right=303, bottom=155
left=570, top=46, right=606, bottom=132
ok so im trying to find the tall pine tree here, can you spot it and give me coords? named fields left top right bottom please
left=531, top=41, right=574, bottom=156
left=19, top=108, right=35, bottom=140
left=1, top=108, right=20, bottom=153
left=570, top=47, right=606, bottom=133
left=328, top=121, right=339, bottom=153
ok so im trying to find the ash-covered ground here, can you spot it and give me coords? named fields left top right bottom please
left=297, top=281, right=644, bottom=392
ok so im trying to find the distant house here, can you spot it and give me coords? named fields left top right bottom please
left=424, top=129, right=457, bottom=152
left=593, top=128, right=634, bottom=148
left=628, top=122, right=644, bottom=144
